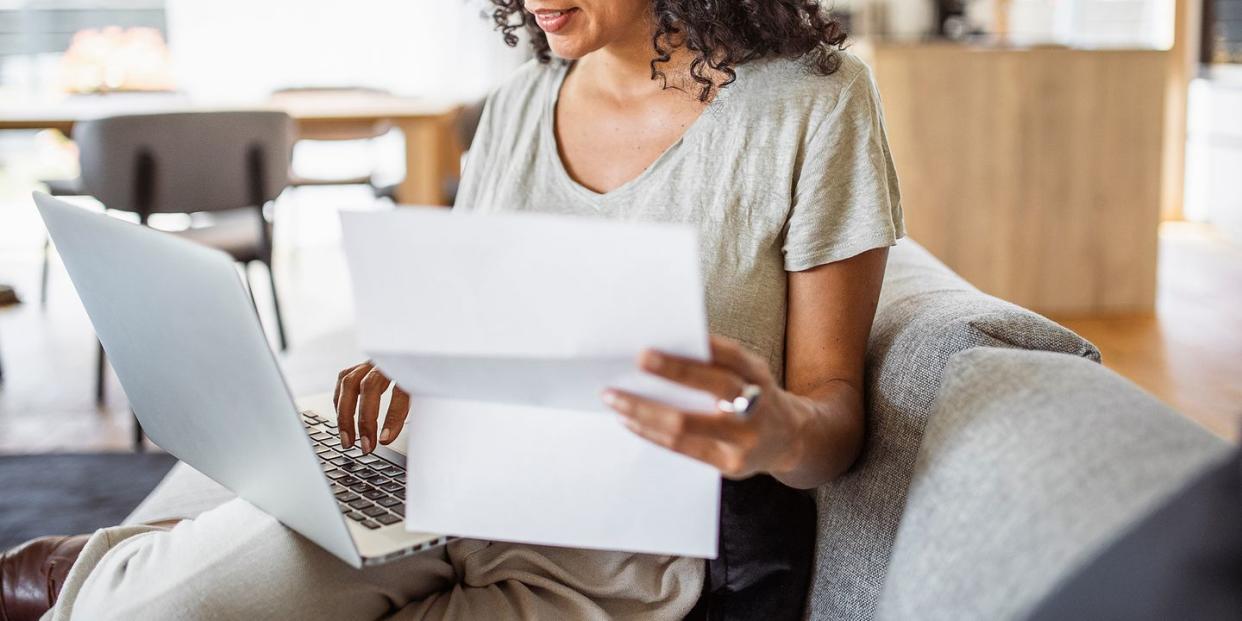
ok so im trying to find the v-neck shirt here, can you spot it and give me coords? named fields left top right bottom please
left=456, top=51, right=903, bottom=385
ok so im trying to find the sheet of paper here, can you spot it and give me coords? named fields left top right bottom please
left=342, top=207, right=718, bottom=413
left=340, top=208, right=721, bottom=557
left=404, top=396, right=719, bottom=557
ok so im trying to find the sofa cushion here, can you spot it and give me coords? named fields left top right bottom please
left=806, top=240, right=1101, bottom=620
left=875, top=348, right=1229, bottom=621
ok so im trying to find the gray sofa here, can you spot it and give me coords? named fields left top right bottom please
left=124, top=239, right=1232, bottom=620
left=807, top=240, right=1231, bottom=620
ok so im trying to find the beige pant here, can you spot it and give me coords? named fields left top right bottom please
left=45, top=499, right=703, bottom=621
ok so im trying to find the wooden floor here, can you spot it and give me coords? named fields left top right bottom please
left=1052, top=222, right=1242, bottom=441
left=0, top=203, right=1239, bottom=453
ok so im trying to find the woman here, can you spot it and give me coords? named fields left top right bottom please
left=47, top=1, right=902, bottom=619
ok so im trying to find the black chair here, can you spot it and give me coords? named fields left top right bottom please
left=57, top=112, right=294, bottom=426
left=39, top=178, right=84, bottom=307
left=0, top=284, right=19, bottom=384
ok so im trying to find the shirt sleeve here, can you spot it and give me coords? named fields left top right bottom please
left=782, top=66, right=905, bottom=272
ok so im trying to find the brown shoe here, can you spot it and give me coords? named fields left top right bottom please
left=0, top=535, right=90, bottom=621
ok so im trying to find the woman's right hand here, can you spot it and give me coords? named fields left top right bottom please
left=333, top=361, right=410, bottom=454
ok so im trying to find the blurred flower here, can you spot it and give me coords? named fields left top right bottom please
left=57, top=27, right=176, bottom=94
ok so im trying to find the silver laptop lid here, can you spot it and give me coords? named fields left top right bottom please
left=33, top=192, right=361, bottom=567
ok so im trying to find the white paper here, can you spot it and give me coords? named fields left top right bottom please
left=340, top=208, right=721, bottom=558
left=403, top=397, right=719, bottom=556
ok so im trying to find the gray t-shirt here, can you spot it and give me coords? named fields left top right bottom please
left=455, top=51, right=904, bottom=384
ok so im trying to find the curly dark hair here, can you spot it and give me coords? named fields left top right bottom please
left=488, top=1, right=848, bottom=102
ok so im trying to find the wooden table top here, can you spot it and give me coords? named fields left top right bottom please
left=0, top=91, right=461, bottom=132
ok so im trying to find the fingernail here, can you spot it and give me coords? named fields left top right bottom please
left=602, top=391, right=617, bottom=407
left=340, top=433, right=351, bottom=449
left=361, top=436, right=372, bottom=454
left=613, top=396, right=632, bottom=414
left=380, top=429, right=393, bottom=444
left=643, top=351, right=664, bottom=371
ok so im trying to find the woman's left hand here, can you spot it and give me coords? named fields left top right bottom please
left=603, top=335, right=805, bottom=479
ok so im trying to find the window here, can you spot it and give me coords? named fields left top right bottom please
left=0, top=1, right=166, bottom=57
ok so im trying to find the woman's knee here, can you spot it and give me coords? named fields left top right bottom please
left=68, top=503, right=335, bottom=619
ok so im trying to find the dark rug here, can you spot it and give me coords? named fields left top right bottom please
left=0, top=453, right=176, bottom=549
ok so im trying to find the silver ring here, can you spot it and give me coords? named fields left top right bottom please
left=717, top=383, right=762, bottom=419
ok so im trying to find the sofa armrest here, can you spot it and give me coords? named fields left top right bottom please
left=875, top=348, right=1229, bottom=621
left=807, top=240, right=1100, bottom=620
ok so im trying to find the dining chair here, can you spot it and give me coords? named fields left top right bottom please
left=71, top=111, right=294, bottom=413
left=38, top=178, right=87, bottom=307
left=0, top=284, right=21, bottom=384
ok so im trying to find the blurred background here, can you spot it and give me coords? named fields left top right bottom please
left=0, top=0, right=1238, bottom=543
left=0, top=0, right=525, bottom=456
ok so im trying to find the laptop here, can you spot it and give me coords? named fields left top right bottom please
left=33, top=192, right=449, bottom=568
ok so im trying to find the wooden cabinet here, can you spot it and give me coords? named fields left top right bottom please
left=865, top=43, right=1168, bottom=315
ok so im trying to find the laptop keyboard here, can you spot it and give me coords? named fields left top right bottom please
left=300, top=411, right=406, bottom=530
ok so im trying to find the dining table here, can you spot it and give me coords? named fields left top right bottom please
left=0, top=90, right=465, bottom=206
